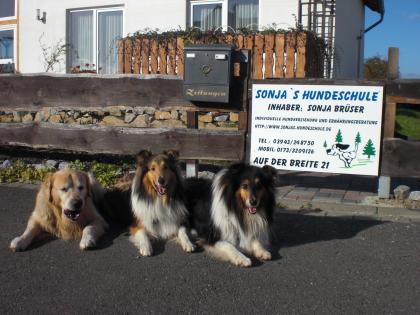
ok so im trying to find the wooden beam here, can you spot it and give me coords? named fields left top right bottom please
left=379, top=47, right=399, bottom=199
left=0, top=123, right=245, bottom=161
left=296, top=32, right=307, bottom=78
left=117, top=40, right=125, bottom=74
left=187, top=111, right=198, bottom=129
left=132, top=39, right=141, bottom=74
left=141, top=38, right=150, bottom=74
left=387, top=47, right=399, bottom=80
left=238, top=111, right=247, bottom=131
left=176, top=37, right=185, bottom=78
left=253, top=34, right=264, bottom=80
left=387, top=96, right=420, bottom=105
left=263, top=33, right=274, bottom=79
left=167, top=39, right=176, bottom=75
left=386, top=80, right=420, bottom=100
left=124, top=39, right=132, bottom=74
left=285, top=33, right=296, bottom=78
left=274, top=33, right=285, bottom=78
left=380, top=138, right=420, bottom=177
left=0, top=75, right=189, bottom=108
left=150, top=40, right=159, bottom=74
left=383, top=101, right=396, bottom=138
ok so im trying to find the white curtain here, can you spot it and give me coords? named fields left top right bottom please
left=69, top=11, right=93, bottom=70
left=0, top=30, right=14, bottom=60
left=193, top=4, right=222, bottom=31
left=98, top=10, right=122, bottom=74
left=230, top=0, right=259, bottom=30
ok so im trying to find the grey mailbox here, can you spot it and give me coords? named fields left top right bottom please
left=183, top=44, right=234, bottom=103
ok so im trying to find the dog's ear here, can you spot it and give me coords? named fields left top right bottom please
left=163, top=149, right=179, bottom=161
left=83, top=172, right=92, bottom=198
left=136, top=150, right=152, bottom=168
left=228, top=163, right=246, bottom=176
left=262, top=165, right=277, bottom=183
left=42, top=173, right=55, bottom=203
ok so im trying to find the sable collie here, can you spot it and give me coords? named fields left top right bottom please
left=185, top=163, right=276, bottom=267
left=130, top=150, right=195, bottom=256
left=10, top=170, right=108, bottom=251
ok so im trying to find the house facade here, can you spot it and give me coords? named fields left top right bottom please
left=4, top=0, right=382, bottom=78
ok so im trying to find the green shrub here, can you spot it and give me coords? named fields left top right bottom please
left=0, top=159, right=134, bottom=188
left=0, top=160, right=53, bottom=183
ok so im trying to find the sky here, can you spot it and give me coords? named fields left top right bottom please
left=364, top=0, right=420, bottom=78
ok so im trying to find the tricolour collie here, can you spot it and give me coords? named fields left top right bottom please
left=130, top=150, right=195, bottom=256
left=185, top=163, right=276, bottom=267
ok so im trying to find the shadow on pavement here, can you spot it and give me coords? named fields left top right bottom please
left=269, top=211, right=385, bottom=256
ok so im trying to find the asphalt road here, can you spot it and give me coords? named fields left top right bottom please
left=1, top=185, right=419, bottom=314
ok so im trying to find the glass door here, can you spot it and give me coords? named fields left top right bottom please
left=69, top=7, right=123, bottom=74
left=97, top=9, right=123, bottom=74
left=69, top=10, right=94, bottom=72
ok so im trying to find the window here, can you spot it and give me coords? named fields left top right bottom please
left=68, top=7, right=123, bottom=74
left=0, top=25, right=16, bottom=73
left=0, top=0, right=16, bottom=20
left=228, top=0, right=259, bottom=31
left=191, top=1, right=223, bottom=31
left=190, top=0, right=259, bottom=31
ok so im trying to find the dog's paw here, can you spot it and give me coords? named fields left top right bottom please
left=181, top=240, right=195, bottom=253
left=10, top=236, right=27, bottom=252
left=79, top=236, right=96, bottom=250
left=139, top=243, right=153, bottom=257
left=256, top=249, right=271, bottom=261
left=233, top=255, right=252, bottom=268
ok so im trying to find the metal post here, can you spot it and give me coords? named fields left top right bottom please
left=186, top=111, right=199, bottom=178
left=378, top=47, right=399, bottom=198
left=298, top=0, right=302, bottom=27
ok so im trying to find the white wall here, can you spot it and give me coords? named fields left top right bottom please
left=19, top=0, right=365, bottom=77
left=334, top=0, right=365, bottom=78
left=259, top=0, right=297, bottom=29
left=19, top=0, right=187, bottom=73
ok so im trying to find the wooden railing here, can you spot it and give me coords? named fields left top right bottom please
left=117, top=31, right=325, bottom=79
left=0, top=74, right=419, bottom=178
left=0, top=74, right=246, bottom=162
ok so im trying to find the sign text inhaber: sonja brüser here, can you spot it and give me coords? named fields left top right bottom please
left=250, top=84, right=384, bottom=176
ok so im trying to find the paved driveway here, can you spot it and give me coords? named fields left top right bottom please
left=0, top=185, right=419, bottom=314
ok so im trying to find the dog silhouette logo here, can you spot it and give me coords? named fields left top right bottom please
left=326, top=143, right=358, bottom=168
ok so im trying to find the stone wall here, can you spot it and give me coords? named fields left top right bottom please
left=0, top=106, right=240, bottom=130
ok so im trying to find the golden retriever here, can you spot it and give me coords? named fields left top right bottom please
left=10, top=169, right=108, bottom=251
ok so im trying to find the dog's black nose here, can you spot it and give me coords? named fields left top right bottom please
left=73, top=199, right=83, bottom=210
left=250, top=198, right=258, bottom=207
left=326, top=149, right=331, bottom=153
left=158, top=176, right=165, bottom=185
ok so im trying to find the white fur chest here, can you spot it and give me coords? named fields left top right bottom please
left=131, top=194, right=187, bottom=239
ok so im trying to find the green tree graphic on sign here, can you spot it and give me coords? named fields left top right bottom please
left=363, top=139, right=376, bottom=159
left=335, top=129, right=343, bottom=143
left=355, top=132, right=361, bottom=150
left=323, top=141, right=327, bottom=148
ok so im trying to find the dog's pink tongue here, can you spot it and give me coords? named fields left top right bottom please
left=248, top=207, right=257, bottom=214
left=158, top=185, right=167, bottom=195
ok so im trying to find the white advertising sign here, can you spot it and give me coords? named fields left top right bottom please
left=250, top=84, right=384, bottom=175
